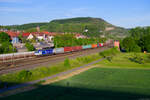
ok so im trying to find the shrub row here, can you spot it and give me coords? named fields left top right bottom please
left=99, top=47, right=119, bottom=58
left=129, top=53, right=150, bottom=64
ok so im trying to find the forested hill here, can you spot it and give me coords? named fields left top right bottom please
left=43, top=17, right=129, bottom=37
left=0, top=17, right=129, bottom=37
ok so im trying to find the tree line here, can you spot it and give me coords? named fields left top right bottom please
left=121, top=27, right=150, bottom=52
left=53, top=33, right=106, bottom=48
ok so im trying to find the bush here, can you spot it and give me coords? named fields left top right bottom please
left=99, top=47, right=119, bottom=58
left=129, top=53, right=145, bottom=64
left=143, top=54, right=150, bottom=63
left=132, top=45, right=141, bottom=52
left=25, top=42, right=35, bottom=51
left=106, top=56, right=113, bottom=62
left=17, top=70, right=32, bottom=81
left=64, top=58, right=71, bottom=67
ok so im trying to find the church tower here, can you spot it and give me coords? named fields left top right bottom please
left=36, top=26, right=40, bottom=32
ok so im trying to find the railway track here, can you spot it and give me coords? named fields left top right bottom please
left=0, top=45, right=113, bottom=75
left=0, top=49, right=90, bottom=68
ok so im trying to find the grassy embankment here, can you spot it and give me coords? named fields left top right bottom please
left=97, top=52, right=150, bottom=68
left=0, top=50, right=105, bottom=88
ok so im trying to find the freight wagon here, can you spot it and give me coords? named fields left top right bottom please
left=0, top=52, right=34, bottom=62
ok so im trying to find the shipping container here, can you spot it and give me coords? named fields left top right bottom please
left=53, top=48, right=64, bottom=54
left=99, top=43, right=104, bottom=47
left=92, top=44, right=97, bottom=48
left=82, top=45, right=92, bottom=49
left=64, top=47, right=73, bottom=52
left=103, top=43, right=106, bottom=46
left=72, top=46, right=82, bottom=51
left=97, top=43, right=99, bottom=47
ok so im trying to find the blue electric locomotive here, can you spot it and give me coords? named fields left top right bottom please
left=35, top=48, right=53, bottom=56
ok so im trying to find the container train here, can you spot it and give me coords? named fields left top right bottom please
left=0, top=42, right=110, bottom=62
left=34, top=43, right=105, bottom=56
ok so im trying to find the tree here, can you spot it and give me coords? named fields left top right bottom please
left=124, top=27, right=150, bottom=53
left=121, top=37, right=141, bottom=52
left=0, top=32, right=17, bottom=54
left=25, top=42, right=35, bottom=51
left=0, top=32, right=10, bottom=43
left=0, top=42, right=17, bottom=54
left=140, top=35, right=150, bottom=52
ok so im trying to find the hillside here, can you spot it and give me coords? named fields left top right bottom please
left=1, top=17, right=129, bottom=37
left=0, top=22, right=48, bottom=31
left=43, top=17, right=129, bottom=37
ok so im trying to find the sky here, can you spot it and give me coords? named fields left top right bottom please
left=0, top=0, right=150, bottom=28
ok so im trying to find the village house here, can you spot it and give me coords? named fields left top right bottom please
left=37, top=33, right=46, bottom=40
left=3, top=31, right=20, bottom=44
left=27, top=34, right=34, bottom=40
left=1, top=29, right=57, bottom=43
left=22, top=31, right=56, bottom=42
left=22, top=33, right=30, bottom=38
left=43, top=31, right=56, bottom=42
left=75, top=34, right=87, bottom=39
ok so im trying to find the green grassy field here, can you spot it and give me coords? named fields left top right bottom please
left=2, top=67, right=150, bottom=100
left=1, top=52, right=150, bottom=100
left=97, top=53, right=150, bottom=68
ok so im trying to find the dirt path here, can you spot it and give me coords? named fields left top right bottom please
left=43, top=65, right=98, bottom=85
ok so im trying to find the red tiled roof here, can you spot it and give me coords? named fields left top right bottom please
left=42, top=31, right=57, bottom=36
left=0, top=31, right=20, bottom=39
left=43, top=31, right=49, bottom=34
left=22, top=33, right=30, bottom=37
left=7, top=32, right=18, bottom=37
left=38, top=33, right=44, bottom=36
left=75, top=34, right=81, bottom=37
left=6, top=31, right=19, bottom=37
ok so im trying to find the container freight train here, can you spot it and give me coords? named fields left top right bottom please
left=0, top=42, right=107, bottom=62
left=34, top=43, right=105, bottom=56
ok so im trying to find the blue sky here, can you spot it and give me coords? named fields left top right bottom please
left=0, top=0, right=150, bottom=28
